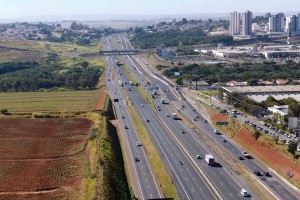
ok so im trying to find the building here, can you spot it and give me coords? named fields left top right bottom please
left=286, top=15, right=300, bottom=35
left=269, top=16, right=284, bottom=33
left=242, top=11, right=252, bottom=35
left=230, top=11, right=241, bottom=35
left=267, top=105, right=289, bottom=121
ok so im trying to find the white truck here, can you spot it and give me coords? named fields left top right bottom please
left=205, top=154, right=215, bottom=165
left=172, top=113, right=178, bottom=119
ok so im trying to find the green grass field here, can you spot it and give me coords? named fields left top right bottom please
left=0, top=90, right=100, bottom=113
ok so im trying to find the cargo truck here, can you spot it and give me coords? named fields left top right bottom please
left=205, top=154, right=214, bottom=165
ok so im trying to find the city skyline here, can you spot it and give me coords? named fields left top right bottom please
left=1, top=0, right=300, bottom=19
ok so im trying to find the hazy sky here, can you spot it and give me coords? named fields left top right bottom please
left=1, top=0, right=300, bottom=18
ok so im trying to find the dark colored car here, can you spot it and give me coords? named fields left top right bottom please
left=263, top=172, right=271, bottom=177
left=254, top=171, right=263, bottom=176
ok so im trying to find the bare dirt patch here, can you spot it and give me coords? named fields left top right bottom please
left=95, top=90, right=107, bottom=110
left=212, top=114, right=229, bottom=123
left=0, top=118, right=93, bottom=199
left=235, top=128, right=300, bottom=188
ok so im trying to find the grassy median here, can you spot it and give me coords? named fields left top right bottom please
left=126, top=98, right=178, bottom=198
left=122, top=64, right=156, bottom=110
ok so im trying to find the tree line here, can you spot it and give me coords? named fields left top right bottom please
left=0, top=61, right=102, bottom=92
left=162, top=60, right=300, bottom=85
left=131, top=27, right=234, bottom=49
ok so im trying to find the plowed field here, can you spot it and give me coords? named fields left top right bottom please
left=0, top=118, right=93, bottom=199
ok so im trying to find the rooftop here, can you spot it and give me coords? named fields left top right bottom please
left=223, top=85, right=300, bottom=94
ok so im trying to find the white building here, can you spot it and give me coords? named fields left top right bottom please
left=242, top=11, right=252, bottom=35
left=230, top=11, right=241, bottom=35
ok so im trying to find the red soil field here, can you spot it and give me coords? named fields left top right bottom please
left=0, top=118, right=93, bottom=199
left=95, top=90, right=107, bottom=110
left=235, top=128, right=300, bottom=187
left=211, top=114, right=229, bottom=123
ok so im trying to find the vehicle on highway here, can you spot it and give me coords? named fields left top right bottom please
left=204, top=119, right=207, bottom=123
left=205, top=154, right=214, bottom=165
left=213, top=129, right=219, bottom=134
left=172, top=113, right=178, bottom=119
left=122, top=116, right=125, bottom=119
left=237, top=156, right=244, bottom=160
left=253, top=171, right=263, bottom=176
left=134, top=157, right=140, bottom=162
left=181, top=130, right=185, bottom=134
left=128, top=88, right=132, bottom=91
left=141, top=104, right=144, bottom=107
left=161, top=98, right=167, bottom=104
left=136, top=142, right=142, bottom=146
left=196, top=155, right=201, bottom=159
left=242, top=151, right=251, bottom=158
left=166, top=113, right=170, bottom=117
left=179, top=161, right=183, bottom=165
left=146, top=119, right=150, bottom=122
left=263, top=172, right=271, bottom=177
left=125, top=125, right=128, bottom=129
left=240, top=189, right=250, bottom=197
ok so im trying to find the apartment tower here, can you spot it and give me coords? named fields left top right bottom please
left=230, top=11, right=241, bottom=35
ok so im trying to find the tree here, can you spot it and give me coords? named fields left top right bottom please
left=265, top=12, right=272, bottom=19
left=252, top=130, right=261, bottom=140
left=288, top=102, right=300, bottom=117
left=81, top=61, right=89, bottom=68
left=176, top=77, right=183, bottom=85
left=288, top=142, right=298, bottom=157
left=181, top=18, right=188, bottom=24
left=249, top=79, right=258, bottom=86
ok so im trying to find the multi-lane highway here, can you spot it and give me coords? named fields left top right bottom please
left=118, top=34, right=300, bottom=200
left=122, top=52, right=251, bottom=200
left=104, top=33, right=300, bottom=200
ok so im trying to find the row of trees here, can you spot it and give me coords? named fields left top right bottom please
left=0, top=61, right=102, bottom=92
left=162, top=60, right=300, bottom=84
left=131, top=27, right=234, bottom=49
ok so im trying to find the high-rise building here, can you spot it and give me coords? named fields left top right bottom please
left=269, top=16, right=284, bottom=33
left=242, top=11, right=252, bottom=35
left=286, top=15, right=300, bottom=35
left=229, top=11, right=241, bottom=35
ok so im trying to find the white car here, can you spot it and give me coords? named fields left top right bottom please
left=136, top=142, right=142, bottom=147
left=240, top=189, right=250, bottom=197
left=196, top=155, right=201, bottom=159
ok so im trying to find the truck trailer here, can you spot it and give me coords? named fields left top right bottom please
left=205, top=154, right=214, bottom=165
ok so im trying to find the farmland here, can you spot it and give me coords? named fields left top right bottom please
left=0, top=90, right=101, bottom=113
left=0, top=118, right=94, bottom=199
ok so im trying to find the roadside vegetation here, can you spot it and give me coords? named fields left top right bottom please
left=131, top=27, right=234, bottom=49
left=162, top=60, right=300, bottom=84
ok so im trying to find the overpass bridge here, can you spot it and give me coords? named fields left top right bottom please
left=99, top=50, right=138, bottom=55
